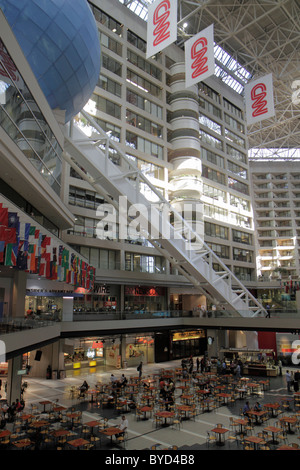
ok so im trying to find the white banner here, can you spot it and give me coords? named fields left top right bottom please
left=185, top=24, right=215, bottom=88
left=146, top=0, right=177, bottom=58
left=244, top=73, right=275, bottom=125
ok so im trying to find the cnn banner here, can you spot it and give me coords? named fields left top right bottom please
left=244, top=73, right=275, bottom=125
left=146, top=0, right=177, bottom=58
left=185, top=24, right=215, bottom=88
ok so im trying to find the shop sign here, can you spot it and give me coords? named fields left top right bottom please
left=125, top=286, right=165, bottom=296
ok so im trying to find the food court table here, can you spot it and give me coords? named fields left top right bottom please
left=264, top=425, right=281, bottom=445
left=279, top=416, right=297, bottom=434
left=84, top=420, right=101, bottom=435
left=216, top=393, right=232, bottom=405
left=177, top=405, right=192, bottom=420
left=100, top=426, right=122, bottom=444
left=263, top=403, right=281, bottom=418
left=68, top=438, right=90, bottom=450
left=210, top=427, right=229, bottom=446
left=244, top=435, right=265, bottom=450
left=139, top=406, right=152, bottom=420
left=277, top=445, right=299, bottom=450
left=233, top=418, right=248, bottom=435
left=13, top=438, right=32, bottom=449
left=155, top=411, right=174, bottom=427
left=39, top=400, right=52, bottom=413
left=247, top=410, right=268, bottom=425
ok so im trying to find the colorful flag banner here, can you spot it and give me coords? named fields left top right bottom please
left=0, top=201, right=95, bottom=290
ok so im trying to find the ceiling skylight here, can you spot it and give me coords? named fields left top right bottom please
left=118, top=0, right=252, bottom=94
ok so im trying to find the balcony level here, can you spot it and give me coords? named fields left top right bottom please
left=2, top=312, right=300, bottom=360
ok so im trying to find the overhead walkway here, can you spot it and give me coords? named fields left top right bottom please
left=63, top=111, right=266, bottom=318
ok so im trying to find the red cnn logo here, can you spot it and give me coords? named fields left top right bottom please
left=153, top=0, right=171, bottom=47
left=0, top=41, right=17, bottom=82
left=190, top=37, right=208, bottom=79
left=251, top=83, right=268, bottom=117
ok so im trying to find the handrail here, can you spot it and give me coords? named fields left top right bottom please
left=64, top=111, right=266, bottom=317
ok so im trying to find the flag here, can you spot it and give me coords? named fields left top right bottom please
left=185, top=24, right=215, bottom=88
left=0, top=206, right=8, bottom=226
left=244, top=73, right=275, bottom=125
left=4, top=243, right=18, bottom=266
left=3, top=227, right=17, bottom=245
left=146, top=0, right=177, bottom=58
left=0, top=240, right=4, bottom=262
left=8, top=212, right=19, bottom=230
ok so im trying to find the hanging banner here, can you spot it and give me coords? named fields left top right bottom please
left=244, top=73, right=275, bottom=125
left=146, top=0, right=177, bottom=58
left=185, top=24, right=215, bottom=88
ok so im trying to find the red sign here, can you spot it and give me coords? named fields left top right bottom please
left=147, top=0, right=177, bottom=58
left=250, top=83, right=268, bottom=117
left=191, top=37, right=208, bottom=79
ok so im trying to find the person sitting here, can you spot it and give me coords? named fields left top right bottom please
left=116, top=415, right=128, bottom=437
left=79, top=380, right=89, bottom=397
left=120, top=374, right=127, bottom=388
left=254, top=401, right=262, bottom=411
left=243, top=401, right=251, bottom=416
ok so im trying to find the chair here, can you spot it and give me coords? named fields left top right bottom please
left=151, top=444, right=161, bottom=450
left=276, top=429, right=288, bottom=445
left=90, top=435, right=101, bottom=449
left=206, top=431, right=217, bottom=447
left=153, top=415, right=162, bottom=428
left=172, top=414, right=182, bottom=430
left=135, top=408, right=144, bottom=421
left=227, top=434, right=238, bottom=447
left=116, top=434, right=126, bottom=449
left=229, top=417, right=239, bottom=434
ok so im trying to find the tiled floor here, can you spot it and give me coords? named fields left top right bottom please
left=3, top=360, right=299, bottom=451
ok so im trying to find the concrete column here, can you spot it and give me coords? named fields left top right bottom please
left=11, top=271, right=27, bottom=318
left=6, top=356, right=23, bottom=404
left=120, top=335, right=127, bottom=368
left=62, top=296, right=73, bottom=321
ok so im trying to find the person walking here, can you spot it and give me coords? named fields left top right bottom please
left=286, top=370, right=292, bottom=392
left=137, top=361, right=143, bottom=379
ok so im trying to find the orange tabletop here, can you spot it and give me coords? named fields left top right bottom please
left=100, top=426, right=122, bottom=444
left=155, top=411, right=174, bottom=426
left=277, top=445, right=299, bottom=450
left=211, top=427, right=229, bottom=446
left=85, top=420, right=100, bottom=427
left=20, top=414, right=33, bottom=421
left=247, top=409, right=268, bottom=424
left=68, top=438, right=89, bottom=449
left=263, top=403, right=281, bottom=417
left=233, top=418, right=248, bottom=433
left=51, top=429, right=70, bottom=438
left=264, top=425, right=281, bottom=444
left=245, top=435, right=265, bottom=449
left=279, top=416, right=297, bottom=434
left=0, top=429, right=11, bottom=438
left=13, top=438, right=32, bottom=449
left=30, top=420, right=49, bottom=429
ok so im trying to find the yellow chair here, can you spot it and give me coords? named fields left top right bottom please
left=206, top=432, right=217, bottom=447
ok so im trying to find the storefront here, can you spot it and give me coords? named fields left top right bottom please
left=125, top=334, right=154, bottom=367
left=64, top=338, right=106, bottom=374
left=63, top=333, right=155, bottom=374
left=171, top=330, right=207, bottom=359
left=73, top=283, right=120, bottom=313
left=124, top=285, right=167, bottom=313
